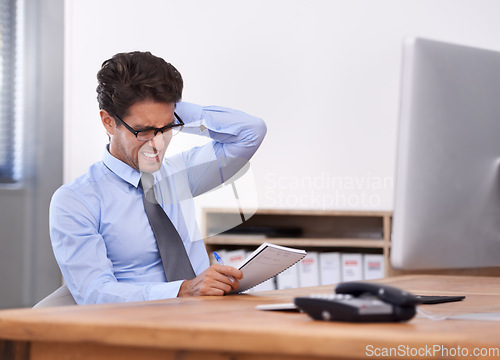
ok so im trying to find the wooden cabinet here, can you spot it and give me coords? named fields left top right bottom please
left=202, top=208, right=393, bottom=276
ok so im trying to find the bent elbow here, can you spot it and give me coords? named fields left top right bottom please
left=251, top=116, right=267, bottom=147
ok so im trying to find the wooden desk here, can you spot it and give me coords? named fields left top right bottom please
left=1, top=275, right=500, bottom=360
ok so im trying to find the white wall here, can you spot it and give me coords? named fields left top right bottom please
left=65, top=0, right=500, bottom=211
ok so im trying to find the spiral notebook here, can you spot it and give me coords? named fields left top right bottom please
left=230, top=242, right=307, bottom=294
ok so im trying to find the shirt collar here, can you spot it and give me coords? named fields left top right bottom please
left=102, top=145, right=142, bottom=188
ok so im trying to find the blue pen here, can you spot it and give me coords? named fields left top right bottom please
left=213, top=251, right=234, bottom=282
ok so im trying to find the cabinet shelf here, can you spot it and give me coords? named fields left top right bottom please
left=205, top=236, right=387, bottom=249
left=202, top=208, right=393, bottom=276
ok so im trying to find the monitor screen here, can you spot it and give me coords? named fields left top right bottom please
left=391, top=37, right=500, bottom=270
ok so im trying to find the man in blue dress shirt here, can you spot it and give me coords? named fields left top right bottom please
left=47, top=52, right=266, bottom=305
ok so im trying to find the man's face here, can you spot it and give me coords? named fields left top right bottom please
left=102, top=100, right=175, bottom=173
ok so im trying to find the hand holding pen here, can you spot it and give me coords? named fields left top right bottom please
left=214, top=251, right=234, bottom=282
left=177, top=256, right=242, bottom=296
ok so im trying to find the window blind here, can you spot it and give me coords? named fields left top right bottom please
left=0, top=0, right=20, bottom=183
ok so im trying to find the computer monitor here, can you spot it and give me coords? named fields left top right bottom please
left=391, top=37, right=500, bottom=270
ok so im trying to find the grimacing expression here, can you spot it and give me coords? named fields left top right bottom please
left=102, top=101, right=175, bottom=173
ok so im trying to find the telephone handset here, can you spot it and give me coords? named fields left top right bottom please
left=294, top=282, right=419, bottom=322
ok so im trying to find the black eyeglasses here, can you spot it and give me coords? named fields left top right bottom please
left=114, top=112, right=184, bottom=141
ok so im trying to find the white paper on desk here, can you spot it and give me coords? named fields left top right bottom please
left=230, top=242, right=306, bottom=294
left=450, top=312, right=500, bottom=321
left=418, top=308, right=500, bottom=322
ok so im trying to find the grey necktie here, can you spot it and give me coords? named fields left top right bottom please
left=140, top=173, right=195, bottom=281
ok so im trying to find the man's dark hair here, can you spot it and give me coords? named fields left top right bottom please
left=96, top=51, right=183, bottom=120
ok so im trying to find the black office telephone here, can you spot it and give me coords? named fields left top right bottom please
left=294, top=282, right=419, bottom=323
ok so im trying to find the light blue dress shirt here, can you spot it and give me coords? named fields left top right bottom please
left=49, top=102, right=266, bottom=304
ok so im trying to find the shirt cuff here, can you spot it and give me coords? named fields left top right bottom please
left=147, top=280, right=185, bottom=300
left=175, top=101, right=203, bottom=125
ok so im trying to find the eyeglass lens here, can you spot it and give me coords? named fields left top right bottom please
left=136, top=126, right=183, bottom=141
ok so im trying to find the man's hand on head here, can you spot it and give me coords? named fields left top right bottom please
left=177, top=264, right=243, bottom=297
